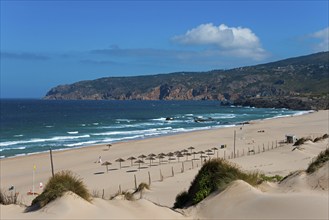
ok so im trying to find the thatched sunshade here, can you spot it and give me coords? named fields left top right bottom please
left=138, top=154, right=147, bottom=162
left=115, top=158, right=125, bottom=169
left=167, top=152, right=175, bottom=163
left=101, top=161, right=112, bottom=173
left=183, top=152, right=191, bottom=161
left=127, top=156, right=137, bottom=166
left=148, top=153, right=157, bottom=157
left=205, top=149, right=214, bottom=155
left=181, top=149, right=188, bottom=154
left=156, top=155, right=165, bottom=165
left=135, top=159, right=144, bottom=170
left=211, top=147, right=218, bottom=153
left=146, top=156, right=156, bottom=166
left=188, top=146, right=195, bottom=153
left=176, top=153, right=184, bottom=162
left=192, top=151, right=199, bottom=160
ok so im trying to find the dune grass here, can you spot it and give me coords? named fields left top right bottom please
left=30, top=170, right=91, bottom=209
left=0, top=189, right=19, bottom=205
left=174, top=158, right=261, bottom=208
left=306, top=148, right=329, bottom=174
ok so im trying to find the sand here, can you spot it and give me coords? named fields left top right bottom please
left=1, top=110, right=328, bottom=219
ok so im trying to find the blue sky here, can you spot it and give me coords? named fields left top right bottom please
left=1, top=1, right=328, bottom=98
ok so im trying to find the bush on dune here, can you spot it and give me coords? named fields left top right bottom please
left=174, top=158, right=261, bottom=208
left=306, top=148, right=329, bottom=174
left=30, top=170, right=91, bottom=210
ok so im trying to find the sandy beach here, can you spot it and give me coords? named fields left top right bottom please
left=1, top=110, right=328, bottom=219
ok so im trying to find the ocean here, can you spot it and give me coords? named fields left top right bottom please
left=0, top=99, right=306, bottom=158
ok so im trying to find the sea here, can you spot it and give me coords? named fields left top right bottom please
left=0, top=99, right=308, bottom=159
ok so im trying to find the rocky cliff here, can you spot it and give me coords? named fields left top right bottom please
left=44, top=52, right=329, bottom=110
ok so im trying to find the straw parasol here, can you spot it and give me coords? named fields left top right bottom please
left=192, top=151, right=198, bottom=160
left=211, top=147, right=218, bottom=153
left=188, top=146, right=195, bottom=153
left=181, top=149, right=188, bottom=154
left=146, top=156, right=156, bottom=166
left=176, top=153, right=184, bottom=162
left=167, top=152, right=175, bottom=163
left=138, top=154, right=147, bottom=162
left=183, top=152, right=191, bottom=161
left=115, top=158, right=125, bottom=169
left=135, top=159, right=144, bottom=170
left=101, top=161, right=112, bottom=173
left=127, top=156, right=137, bottom=166
left=156, top=154, right=165, bottom=165
left=148, top=153, right=156, bottom=157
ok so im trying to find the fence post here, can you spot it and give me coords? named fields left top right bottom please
left=148, top=171, right=151, bottom=186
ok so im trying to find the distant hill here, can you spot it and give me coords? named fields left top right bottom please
left=44, top=52, right=329, bottom=110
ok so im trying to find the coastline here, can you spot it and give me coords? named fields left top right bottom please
left=1, top=109, right=328, bottom=219
left=0, top=108, right=312, bottom=160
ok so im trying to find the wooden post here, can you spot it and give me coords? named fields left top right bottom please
left=181, top=162, right=184, bottom=173
left=134, top=174, right=137, bottom=190
left=248, top=147, right=250, bottom=156
left=102, top=189, right=104, bottom=199
left=172, top=167, right=174, bottom=177
left=49, top=148, right=54, bottom=177
left=148, top=171, right=151, bottom=186
left=192, top=159, right=194, bottom=169
left=258, top=145, right=260, bottom=154
left=119, top=185, right=121, bottom=194
left=233, top=130, right=236, bottom=158
left=160, top=169, right=163, bottom=181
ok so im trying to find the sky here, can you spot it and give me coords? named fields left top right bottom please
left=1, top=1, right=328, bottom=98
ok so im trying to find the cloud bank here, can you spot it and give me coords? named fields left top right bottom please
left=172, top=23, right=268, bottom=60
left=309, top=27, right=329, bottom=52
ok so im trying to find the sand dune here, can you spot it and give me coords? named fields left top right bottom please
left=1, top=110, right=328, bottom=219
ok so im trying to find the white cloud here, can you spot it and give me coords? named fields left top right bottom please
left=172, top=23, right=268, bottom=60
left=309, top=27, right=329, bottom=51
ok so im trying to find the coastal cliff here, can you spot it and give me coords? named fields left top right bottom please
left=44, top=52, right=329, bottom=110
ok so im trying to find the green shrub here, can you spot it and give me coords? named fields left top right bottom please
left=174, top=158, right=261, bottom=208
left=173, top=191, right=190, bottom=209
left=306, top=148, right=329, bottom=174
left=31, top=170, right=91, bottom=209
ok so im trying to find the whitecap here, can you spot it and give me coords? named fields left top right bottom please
left=67, top=131, right=79, bottom=134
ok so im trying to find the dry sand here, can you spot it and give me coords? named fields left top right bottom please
left=1, top=110, right=328, bottom=219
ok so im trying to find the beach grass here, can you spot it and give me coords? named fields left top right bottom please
left=0, top=189, right=19, bottom=205
left=30, top=170, right=91, bottom=209
left=306, top=148, right=329, bottom=174
left=174, top=158, right=261, bottom=208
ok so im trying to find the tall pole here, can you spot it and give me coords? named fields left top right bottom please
left=233, top=130, right=236, bottom=158
left=32, top=164, right=36, bottom=195
left=50, top=148, right=54, bottom=177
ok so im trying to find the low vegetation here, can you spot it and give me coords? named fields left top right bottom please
left=30, top=170, right=91, bottom=209
left=259, top=174, right=283, bottom=182
left=313, top=133, right=329, bottom=142
left=0, top=189, right=19, bottom=205
left=294, top=133, right=328, bottom=146
left=306, top=148, right=329, bottom=174
left=293, top=137, right=312, bottom=146
left=174, top=159, right=261, bottom=208
left=136, top=182, right=150, bottom=192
